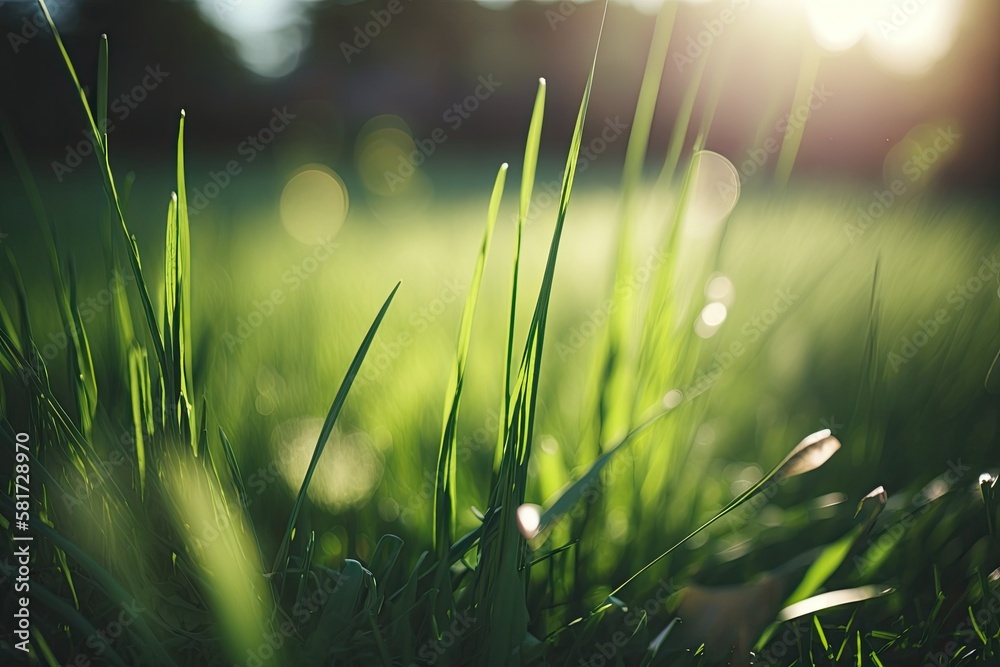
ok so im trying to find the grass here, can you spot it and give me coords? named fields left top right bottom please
left=2, top=0, right=1000, bottom=665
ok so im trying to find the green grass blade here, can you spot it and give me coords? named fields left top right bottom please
left=128, top=346, right=148, bottom=498
left=67, top=258, right=98, bottom=436
left=97, top=33, right=108, bottom=150
left=272, top=282, right=400, bottom=578
left=657, top=49, right=711, bottom=190
left=606, top=429, right=841, bottom=600
left=774, top=43, right=821, bottom=186
left=514, top=3, right=608, bottom=437
left=475, top=7, right=609, bottom=664
left=595, top=2, right=678, bottom=447
left=535, top=397, right=688, bottom=536
left=777, top=586, right=891, bottom=623
left=21, top=578, right=130, bottom=667
left=496, top=79, right=546, bottom=472
left=218, top=427, right=249, bottom=510
left=783, top=528, right=860, bottom=610
left=0, top=108, right=96, bottom=424
left=163, top=192, right=179, bottom=406
left=0, top=492, right=176, bottom=666
left=175, top=110, right=194, bottom=440
left=295, top=530, right=316, bottom=609
left=35, top=0, right=168, bottom=382
left=986, top=348, right=1000, bottom=394
left=434, top=163, right=507, bottom=553
left=519, top=81, right=545, bottom=225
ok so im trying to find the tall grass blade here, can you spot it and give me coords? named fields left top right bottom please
left=597, top=1, right=678, bottom=447
left=1, top=108, right=97, bottom=436
left=175, top=110, right=194, bottom=446
left=434, top=163, right=507, bottom=553
left=657, top=45, right=711, bottom=191
left=774, top=44, right=821, bottom=186
left=607, top=430, right=840, bottom=601
left=35, top=0, right=168, bottom=381
left=128, top=345, right=148, bottom=498
left=164, top=192, right=179, bottom=401
left=475, top=6, right=609, bottom=664
left=496, top=79, right=546, bottom=472
left=96, top=33, right=108, bottom=149
left=66, top=258, right=98, bottom=437
left=272, top=282, right=400, bottom=578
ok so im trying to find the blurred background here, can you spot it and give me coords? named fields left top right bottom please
left=1, top=0, right=998, bottom=197
left=2, top=2, right=999, bottom=661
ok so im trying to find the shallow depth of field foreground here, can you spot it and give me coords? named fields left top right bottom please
left=1, top=0, right=999, bottom=665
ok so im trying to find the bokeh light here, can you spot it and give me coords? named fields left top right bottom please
left=274, top=419, right=385, bottom=513
left=279, top=164, right=349, bottom=245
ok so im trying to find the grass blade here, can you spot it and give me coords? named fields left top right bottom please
left=96, top=33, right=108, bottom=150
left=271, top=282, right=400, bottom=578
left=176, top=110, right=195, bottom=445
left=496, top=79, right=546, bottom=472
left=777, top=586, right=891, bottom=622
left=35, top=0, right=169, bottom=382
left=596, top=1, right=678, bottom=447
left=475, top=6, right=610, bottom=664
left=434, top=163, right=507, bottom=553
left=774, top=43, right=821, bottom=186
left=607, top=430, right=841, bottom=600
left=128, top=345, right=148, bottom=497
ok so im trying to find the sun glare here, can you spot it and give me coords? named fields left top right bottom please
left=772, top=0, right=966, bottom=76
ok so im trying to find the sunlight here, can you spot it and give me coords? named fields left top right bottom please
left=779, top=0, right=965, bottom=76
left=194, top=0, right=321, bottom=77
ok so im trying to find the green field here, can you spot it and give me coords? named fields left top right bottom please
left=2, top=2, right=1000, bottom=666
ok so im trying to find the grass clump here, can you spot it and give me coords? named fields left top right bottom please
left=2, top=1, right=999, bottom=666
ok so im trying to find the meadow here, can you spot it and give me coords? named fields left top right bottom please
left=2, top=1, right=999, bottom=666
